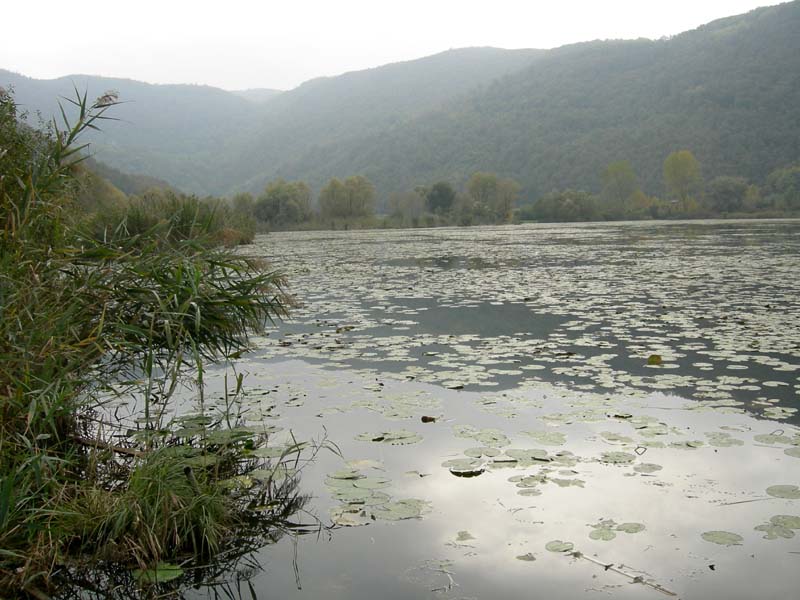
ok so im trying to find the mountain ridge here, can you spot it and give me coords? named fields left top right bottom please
left=2, top=2, right=798, bottom=200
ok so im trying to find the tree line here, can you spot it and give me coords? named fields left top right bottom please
left=235, top=171, right=523, bottom=230
left=519, top=150, right=800, bottom=222
left=223, top=150, right=799, bottom=231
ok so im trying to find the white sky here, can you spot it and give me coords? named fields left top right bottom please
left=2, top=0, right=778, bottom=90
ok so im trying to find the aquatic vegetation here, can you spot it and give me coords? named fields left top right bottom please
left=701, top=531, right=744, bottom=546
left=174, top=220, right=800, bottom=598
left=545, top=540, right=574, bottom=552
left=766, top=485, right=800, bottom=499
left=0, top=90, right=300, bottom=595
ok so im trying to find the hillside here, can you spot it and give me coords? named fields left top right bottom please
left=3, top=2, right=799, bottom=200
left=1, top=47, right=542, bottom=195
left=0, top=70, right=261, bottom=193
left=258, top=1, right=800, bottom=198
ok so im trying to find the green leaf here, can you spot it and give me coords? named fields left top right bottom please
left=133, top=562, right=184, bottom=584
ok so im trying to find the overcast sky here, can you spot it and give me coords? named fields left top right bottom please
left=2, top=0, right=778, bottom=90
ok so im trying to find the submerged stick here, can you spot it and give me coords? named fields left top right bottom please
left=570, top=551, right=677, bottom=597
left=717, top=497, right=773, bottom=506
left=70, top=434, right=143, bottom=457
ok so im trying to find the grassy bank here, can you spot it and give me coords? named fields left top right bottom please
left=0, top=89, right=316, bottom=597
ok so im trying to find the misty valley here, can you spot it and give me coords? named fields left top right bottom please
left=1, top=1, right=800, bottom=599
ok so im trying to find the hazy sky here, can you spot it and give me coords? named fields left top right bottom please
left=2, top=0, right=777, bottom=90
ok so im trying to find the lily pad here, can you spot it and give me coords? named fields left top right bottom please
left=616, top=522, right=646, bottom=534
left=330, top=506, right=372, bottom=527
left=545, top=540, right=574, bottom=553
left=705, top=432, right=744, bottom=447
left=372, top=499, right=430, bottom=521
left=784, top=447, right=800, bottom=459
left=505, top=448, right=551, bottom=462
left=755, top=523, right=795, bottom=540
left=442, top=458, right=484, bottom=477
left=133, top=563, right=184, bottom=584
left=633, top=463, right=663, bottom=474
left=589, top=528, right=616, bottom=541
left=770, top=514, right=800, bottom=529
left=516, top=553, right=537, bottom=561
left=455, top=530, right=476, bottom=542
left=766, top=485, right=800, bottom=499
left=353, top=476, right=392, bottom=489
left=600, top=451, right=637, bottom=464
left=464, top=446, right=501, bottom=458
left=754, top=433, right=794, bottom=445
left=701, top=531, right=743, bottom=546
left=252, top=446, right=288, bottom=459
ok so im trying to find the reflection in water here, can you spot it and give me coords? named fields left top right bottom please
left=52, top=451, right=316, bottom=600
left=191, top=359, right=800, bottom=600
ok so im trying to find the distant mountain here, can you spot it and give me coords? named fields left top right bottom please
left=252, top=1, right=800, bottom=198
left=1, top=47, right=541, bottom=195
left=3, top=2, right=800, bottom=200
left=0, top=71, right=261, bottom=193
left=231, top=88, right=283, bottom=103
left=227, top=47, right=544, bottom=194
left=83, top=157, right=174, bottom=196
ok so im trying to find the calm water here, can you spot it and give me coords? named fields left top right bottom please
left=190, top=220, right=800, bottom=599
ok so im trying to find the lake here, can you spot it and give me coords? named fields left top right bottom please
left=191, top=220, right=800, bottom=599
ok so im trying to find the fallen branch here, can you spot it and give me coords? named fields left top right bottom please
left=569, top=551, right=677, bottom=597
left=70, top=435, right=143, bottom=457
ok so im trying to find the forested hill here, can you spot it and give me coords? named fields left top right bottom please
left=259, top=1, right=800, bottom=198
left=3, top=1, right=799, bottom=200
left=0, top=70, right=261, bottom=193
left=0, top=47, right=542, bottom=194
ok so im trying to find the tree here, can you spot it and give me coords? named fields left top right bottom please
left=525, top=190, right=599, bottom=222
left=764, top=164, right=800, bottom=211
left=601, top=161, right=639, bottom=214
left=255, top=179, right=311, bottom=226
left=705, top=176, right=748, bottom=213
left=389, top=190, right=425, bottom=223
left=231, top=192, right=255, bottom=218
left=466, top=172, right=520, bottom=223
left=343, top=175, right=375, bottom=218
left=319, top=178, right=346, bottom=219
left=319, top=175, right=375, bottom=220
left=495, top=178, right=521, bottom=222
left=426, top=182, right=456, bottom=214
left=663, top=150, right=702, bottom=207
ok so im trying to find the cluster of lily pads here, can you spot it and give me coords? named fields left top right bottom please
left=254, top=222, right=800, bottom=422
left=326, top=463, right=430, bottom=526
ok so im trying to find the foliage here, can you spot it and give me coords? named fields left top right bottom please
left=4, top=3, right=800, bottom=208
left=520, top=189, right=600, bottom=222
left=705, top=176, right=748, bottom=213
left=0, top=88, right=295, bottom=595
left=663, top=150, right=702, bottom=206
left=764, top=163, right=800, bottom=210
left=255, top=178, right=312, bottom=227
left=466, top=172, right=520, bottom=223
left=85, top=187, right=256, bottom=247
left=388, top=190, right=427, bottom=226
left=600, top=161, right=640, bottom=217
left=319, top=175, right=376, bottom=221
left=425, top=181, right=456, bottom=215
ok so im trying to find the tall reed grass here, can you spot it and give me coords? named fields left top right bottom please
left=0, top=88, right=313, bottom=597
